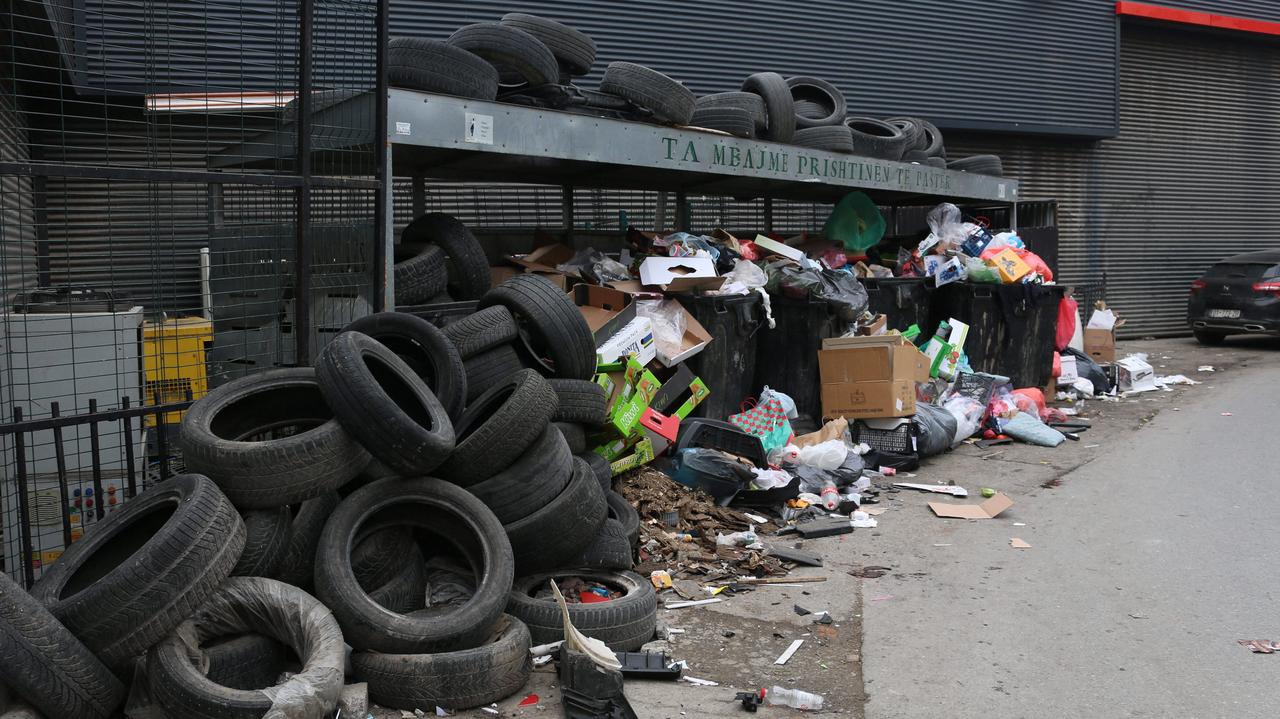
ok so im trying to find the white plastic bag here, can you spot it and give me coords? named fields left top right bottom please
left=796, top=439, right=847, bottom=470
left=760, top=386, right=798, bottom=419
left=942, top=395, right=985, bottom=446
left=1087, top=309, right=1117, bottom=330
left=751, top=467, right=792, bottom=489
left=635, top=299, right=686, bottom=360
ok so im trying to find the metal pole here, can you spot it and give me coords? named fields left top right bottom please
left=12, top=407, right=35, bottom=588
left=373, top=0, right=391, bottom=312
left=49, top=402, right=72, bottom=547
left=1010, top=202, right=1019, bottom=231
left=294, top=0, right=314, bottom=364
left=87, top=399, right=105, bottom=521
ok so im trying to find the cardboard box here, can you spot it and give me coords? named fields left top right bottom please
left=928, top=492, right=1014, bottom=519
left=572, top=284, right=636, bottom=343
left=818, top=335, right=930, bottom=419
left=752, top=234, right=806, bottom=263
left=1058, top=354, right=1079, bottom=384
left=857, top=314, right=888, bottom=336
left=596, top=316, right=655, bottom=369
left=1116, top=355, right=1157, bottom=393
left=655, top=306, right=712, bottom=367
left=608, top=437, right=655, bottom=476
left=987, top=247, right=1032, bottom=283
left=638, top=257, right=724, bottom=292
left=608, top=358, right=661, bottom=435
left=650, top=363, right=711, bottom=420
left=638, top=407, right=679, bottom=455
left=507, top=243, right=575, bottom=273
left=1084, top=328, right=1116, bottom=363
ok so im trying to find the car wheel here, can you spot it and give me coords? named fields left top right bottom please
left=1193, top=329, right=1227, bottom=346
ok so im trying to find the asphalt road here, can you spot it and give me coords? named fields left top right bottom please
left=863, top=345, right=1280, bottom=718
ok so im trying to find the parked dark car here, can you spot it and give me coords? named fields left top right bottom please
left=1187, top=250, right=1280, bottom=344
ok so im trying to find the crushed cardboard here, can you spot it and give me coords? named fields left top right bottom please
left=928, top=492, right=1014, bottom=519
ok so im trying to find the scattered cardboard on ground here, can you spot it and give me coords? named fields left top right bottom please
left=928, top=492, right=1014, bottom=519
left=1010, top=538, right=1031, bottom=549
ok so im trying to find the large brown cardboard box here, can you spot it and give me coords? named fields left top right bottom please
left=1084, top=328, right=1116, bottom=363
left=818, top=335, right=930, bottom=419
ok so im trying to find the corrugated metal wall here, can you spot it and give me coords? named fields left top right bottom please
left=0, top=78, right=38, bottom=303
left=949, top=23, right=1280, bottom=338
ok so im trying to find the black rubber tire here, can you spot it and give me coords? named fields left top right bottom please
left=1194, top=329, right=1227, bottom=346
left=599, top=61, right=695, bottom=125
left=462, top=344, right=525, bottom=402
left=919, top=119, right=946, bottom=158
left=505, top=457, right=607, bottom=574
left=886, top=117, right=926, bottom=152
left=902, top=149, right=931, bottom=163
left=695, top=92, right=766, bottom=130
left=394, top=244, right=449, bottom=306
left=947, top=154, right=1003, bottom=176
left=468, top=425, right=573, bottom=524
left=442, top=305, right=519, bottom=359
left=29, top=474, right=246, bottom=671
left=548, top=378, right=608, bottom=425
left=581, top=451, right=612, bottom=494
left=793, top=99, right=828, bottom=119
left=316, top=331, right=456, bottom=476
left=689, top=106, right=756, bottom=138
left=343, top=311, right=468, bottom=423
left=786, top=76, right=846, bottom=128
left=500, top=13, right=596, bottom=76
left=566, top=519, right=633, bottom=570
left=846, top=117, right=909, bottom=161
left=448, top=23, right=559, bottom=88
left=793, top=125, right=854, bottom=153
left=231, top=506, right=291, bottom=578
left=554, top=421, right=587, bottom=454
left=478, top=274, right=596, bottom=380
left=606, top=490, right=640, bottom=550
left=438, top=369, right=557, bottom=486
left=354, top=614, right=532, bottom=711
left=506, top=570, right=656, bottom=651
left=203, top=634, right=295, bottom=691
left=387, top=37, right=499, bottom=100
left=179, top=367, right=370, bottom=509
left=367, top=545, right=427, bottom=614
left=0, top=700, right=42, bottom=719
left=0, top=572, right=125, bottom=719
left=273, top=492, right=341, bottom=591
left=401, top=213, right=491, bottom=301
left=924, top=157, right=947, bottom=169
left=352, top=526, right=416, bottom=592
left=315, top=478, right=514, bottom=654
left=145, top=577, right=346, bottom=719
left=741, top=72, right=795, bottom=142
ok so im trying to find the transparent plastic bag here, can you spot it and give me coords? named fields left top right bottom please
left=942, top=395, right=985, bottom=445
left=556, top=248, right=631, bottom=283
left=635, top=299, right=686, bottom=360
left=926, top=202, right=968, bottom=248
left=712, top=259, right=768, bottom=296
left=665, top=233, right=719, bottom=260
left=796, top=439, right=847, bottom=470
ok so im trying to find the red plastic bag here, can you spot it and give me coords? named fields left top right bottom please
left=1056, top=296, right=1077, bottom=351
left=1010, top=388, right=1047, bottom=418
left=822, top=248, right=849, bottom=269
left=738, top=240, right=761, bottom=261
left=1017, top=249, right=1053, bottom=281
left=1052, top=351, right=1062, bottom=378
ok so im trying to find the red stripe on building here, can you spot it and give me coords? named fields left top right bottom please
left=1116, top=1, right=1280, bottom=37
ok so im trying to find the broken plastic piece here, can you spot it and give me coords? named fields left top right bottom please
left=614, top=651, right=683, bottom=680
left=774, top=639, right=804, bottom=665
left=735, top=689, right=766, bottom=712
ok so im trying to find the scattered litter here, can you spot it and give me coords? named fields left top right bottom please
left=932, top=543, right=952, bottom=547
left=1239, top=640, right=1280, bottom=654
left=774, top=639, right=804, bottom=665
left=742, top=512, right=769, bottom=524
left=667, top=628, right=686, bottom=634
left=813, top=611, right=833, bottom=625
left=894, top=482, right=968, bottom=497
left=795, top=516, right=854, bottom=538
left=849, top=511, right=878, bottom=528
left=929, top=493, right=1014, bottom=519
left=518, top=694, right=539, bottom=707
left=1198, top=365, right=1215, bottom=372
left=860, top=506, right=888, bottom=516
left=1084, top=444, right=1100, bottom=448
left=794, top=604, right=812, bottom=616
left=1155, top=374, right=1199, bottom=388
left=1013, top=522, right=1026, bottom=526
left=980, top=487, right=996, bottom=498
left=766, top=686, right=824, bottom=710
left=672, top=579, right=702, bottom=600
left=847, top=565, right=892, bottom=578
left=533, top=654, right=553, bottom=667
left=480, top=706, right=500, bottom=716
left=1128, top=613, right=1146, bottom=620
left=1221, top=412, right=1233, bottom=416
left=869, top=595, right=894, bottom=602
left=1010, top=538, right=1031, bottom=549
left=665, top=598, right=723, bottom=610
left=681, top=676, right=719, bottom=686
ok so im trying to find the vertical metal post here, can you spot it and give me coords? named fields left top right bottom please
left=294, top=0, right=315, bottom=364
left=12, top=408, right=35, bottom=588
left=373, top=0, right=391, bottom=312
left=411, top=175, right=426, bottom=218
left=561, top=184, right=575, bottom=245
left=763, top=197, right=774, bottom=233
left=154, top=391, right=170, bottom=481
left=86, top=399, right=105, bottom=521
left=675, top=191, right=689, bottom=231
left=1010, top=202, right=1019, bottom=231
left=120, top=396, right=138, bottom=498
left=49, top=402, right=72, bottom=547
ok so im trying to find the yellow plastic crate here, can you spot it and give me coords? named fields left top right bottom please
left=143, top=317, right=212, bottom=427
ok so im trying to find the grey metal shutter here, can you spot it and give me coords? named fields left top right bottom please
left=0, top=79, right=38, bottom=304
left=949, top=24, right=1280, bottom=338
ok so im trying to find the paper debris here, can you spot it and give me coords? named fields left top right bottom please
left=1010, top=538, right=1031, bottom=549
left=1198, top=365, right=1216, bottom=372
left=894, top=482, right=968, bottom=497
left=1239, top=639, right=1280, bottom=653
left=682, top=676, right=719, bottom=686
left=665, top=598, right=723, bottom=610
left=743, top=512, right=769, bottom=524
left=1013, top=522, right=1026, bottom=526
left=775, top=639, right=804, bottom=665
left=1221, top=412, right=1233, bottom=417
left=850, top=511, right=878, bottom=528
left=860, top=506, right=888, bottom=516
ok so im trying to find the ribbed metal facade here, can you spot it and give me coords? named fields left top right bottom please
left=0, top=78, right=38, bottom=303
left=950, top=23, right=1280, bottom=338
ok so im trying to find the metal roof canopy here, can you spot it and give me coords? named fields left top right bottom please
left=211, top=89, right=1019, bottom=205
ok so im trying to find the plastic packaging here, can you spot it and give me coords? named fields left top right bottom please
left=556, top=248, right=631, bottom=284
left=716, top=529, right=762, bottom=549
left=819, top=480, right=840, bottom=510
left=635, top=299, right=687, bottom=361
left=823, top=191, right=885, bottom=252
left=768, top=444, right=801, bottom=467
left=767, top=686, right=824, bottom=711
left=751, top=467, right=793, bottom=489
left=965, top=255, right=1002, bottom=284
left=1010, top=388, right=1048, bottom=419
left=942, top=395, right=985, bottom=445
left=926, top=202, right=967, bottom=249
left=712, top=259, right=768, bottom=296
left=665, top=233, right=719, bottom=260
left=760, top=386, right=798, bottom=419
left=796, top=439, right=847, bottom=470
left=822, top=248, right=849, bottom=269
left=1056, top=296, right=1078, bottom=351
left=914, top=403, right=959, bottom=458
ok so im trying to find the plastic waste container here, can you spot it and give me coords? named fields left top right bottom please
left=751, top=295, right=841, bottom=423
left=929, top=282, right=1065, bottom=388
left=676, top=293, right=763, bottom=421
left=860, top=277, right=935, bottom=332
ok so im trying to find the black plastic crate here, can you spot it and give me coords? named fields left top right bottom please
left=850, top=419, right=918, bottom=455
left=675, top=418, right=767, bottom=467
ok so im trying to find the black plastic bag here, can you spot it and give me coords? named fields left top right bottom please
left=914, top=403, right=958, bottom=458
left=1063, top=347, right=1111, bottom=394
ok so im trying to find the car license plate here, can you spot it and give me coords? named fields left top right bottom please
left=1207, top=309, right=1241, bottom=319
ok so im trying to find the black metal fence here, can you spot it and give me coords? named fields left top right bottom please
left=1, top=0, right=388, bottom=583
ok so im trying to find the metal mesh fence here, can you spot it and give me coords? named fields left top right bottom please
left=0, top=0, right=382, bottom=583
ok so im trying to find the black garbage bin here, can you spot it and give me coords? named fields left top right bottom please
left=752, top=294, right=841, bottom=424
left=677, top=293, right=763, bottom=421
left=929, top=282, right=1065, bottom=388
left=860, top=277, right=935, bottom=332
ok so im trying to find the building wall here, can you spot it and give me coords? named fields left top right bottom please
left=0, top=77, right=38, bottom=303
left=950, top=23, right=1280, bottom=337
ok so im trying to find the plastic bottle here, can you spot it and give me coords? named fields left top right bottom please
left=767, top=686, right=824, bottom=711
left=819, top=480, right=840, bottom=511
